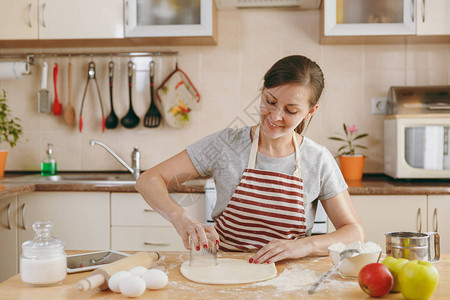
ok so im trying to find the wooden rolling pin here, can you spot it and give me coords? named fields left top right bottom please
left=77, top=251, right=159, bottom=292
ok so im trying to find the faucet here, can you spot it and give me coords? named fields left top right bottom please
left=89, top=140, right=140, bottom=180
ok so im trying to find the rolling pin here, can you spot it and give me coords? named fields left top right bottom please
left=77, top=251, right=159, bottom=292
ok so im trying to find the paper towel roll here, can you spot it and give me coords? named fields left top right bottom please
left=0, top=62, right=27, bottom=79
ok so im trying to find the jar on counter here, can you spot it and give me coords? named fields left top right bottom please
left=20, top=221, right=67, bottom=287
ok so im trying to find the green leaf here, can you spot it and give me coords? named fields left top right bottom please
left=328, top=137, right=345, bottom=141
left=352, top=133, right=369, bottom=141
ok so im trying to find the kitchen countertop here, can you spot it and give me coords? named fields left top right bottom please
left=0, top=173, right=449, bottom=200
left=1, top=251, right=449, bottom=299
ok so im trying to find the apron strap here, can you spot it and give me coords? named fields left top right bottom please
left=248, top=125, right=302, bottom=178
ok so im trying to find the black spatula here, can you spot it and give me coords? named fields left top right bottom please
left=143, top=61, right=161, bottom=128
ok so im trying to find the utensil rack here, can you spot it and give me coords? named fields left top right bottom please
left=0, top=51, right=179, bottom=76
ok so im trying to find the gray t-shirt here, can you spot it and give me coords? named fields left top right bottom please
left=186, top=126, right=348, bottom=235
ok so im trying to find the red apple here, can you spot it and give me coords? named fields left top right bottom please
left=358, top=263, right=394, bottom=297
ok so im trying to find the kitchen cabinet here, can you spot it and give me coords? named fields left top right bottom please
left=322, top=0, right=450, bottom=43
left=428, top=195, right=450, bottom=254
left=328, top=195, right=427, bottom=248
left=328, top=195, right=450, bottom=254
left=124, top=0, right=213, bottom=38
left=323, top=0, right=416, bottom=36
left=0, top=196, right=18, bottom=283
left=416, top=0, right=450, bottom=35
left=0, top=0, right=38, bottom=40
left=0, top=0, right=123, bottom=40
left=111, top=192, right=205, bottom=251
left=18, top=192, right=110, bottom=250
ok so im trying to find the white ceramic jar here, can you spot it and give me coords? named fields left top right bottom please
left=20, top=221, right=67, bottom=287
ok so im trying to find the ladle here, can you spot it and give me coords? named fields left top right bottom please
left=105, top=61, right=118, bottom=129
left=120, top=61, right=140, bottom=129
left=308, top=248, right=360, bottom=294
left=63, top=62, right=76, bottom=126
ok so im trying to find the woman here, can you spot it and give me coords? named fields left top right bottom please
left=136, top=55, right=364, bottom=264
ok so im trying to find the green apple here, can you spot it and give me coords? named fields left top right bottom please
left=398, top=260, right=439, bottom=300
left=381, top=256, right=409, bottom=292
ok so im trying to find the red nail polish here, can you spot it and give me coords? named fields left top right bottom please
left=196, top=246, right=200, bottom=251
left=267, top=260, right=271, bottom=264
left=254, top=260, right=259, bottom=264
left=215, top=239, right=220, bottom=245
left=249, top=258, right=254, bottom=263
left=203, top=244, right=208, bottom=249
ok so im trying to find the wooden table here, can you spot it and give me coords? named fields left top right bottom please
left=0, top=252, right=449, bottom=299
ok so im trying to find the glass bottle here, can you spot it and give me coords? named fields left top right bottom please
left=41, top=143, right=57, bottom=176
left=20, top=221, right=67, bottom=287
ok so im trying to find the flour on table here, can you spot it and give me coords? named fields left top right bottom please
left=253, top=265, right=357, bottom=292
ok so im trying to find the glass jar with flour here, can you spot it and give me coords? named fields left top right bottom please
left=20, top=221, right=67, bottom=287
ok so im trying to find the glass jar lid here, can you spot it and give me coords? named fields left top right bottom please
left=22, top=221, right=65, bottom=258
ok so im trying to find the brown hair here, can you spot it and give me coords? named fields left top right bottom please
left=263, top=55, right=324, bottom=134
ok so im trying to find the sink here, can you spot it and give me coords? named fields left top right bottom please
left=3, top=172, right=136, bottom=185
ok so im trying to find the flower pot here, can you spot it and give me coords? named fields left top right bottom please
left=339, top=155, right=365, bottom=181
left=0, top=150, right=8, bottom=178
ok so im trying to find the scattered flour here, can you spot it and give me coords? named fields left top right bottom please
left=328, top=241, right=382, bottom=254
left=253, top=265, right=357, bottom=292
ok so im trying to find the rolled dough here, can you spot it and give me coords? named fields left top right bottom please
left=180, top=258, right=277, bottom=285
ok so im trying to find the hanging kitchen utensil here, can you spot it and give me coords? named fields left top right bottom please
left=63, top=62, right=76, bottom=126
left=52, top=63, right=62, bottom=115
left=156, top=63, right=200, bottom=129
left=120, top=61, right=140, bottom=129
left=143, top=60, right=161, bottom=128
left=38, top=61, right=50, bottom=113
left=79, top=61, right=105, bottom=132
left=105, top=61, right=118, bottom=129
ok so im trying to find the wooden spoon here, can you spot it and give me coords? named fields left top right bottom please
left=64, top=62, right=76, bottom=126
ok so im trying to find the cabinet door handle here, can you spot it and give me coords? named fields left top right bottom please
left=41, top=3, right=46, bottom=28
left=27, top=3, right=32, bottom=28
left=416, top=207, right=422, bottom=232
left=143, top=209, right=154, bottom=212
left=21, top=203, right=27, bottom=230
left=6, top=203, right=11, bottom=230
left=411, top=0, right=415, bottom=22
left=125, top=1, right=129, bottom=26
left=433, top=208, right=438, bottom=232
left=144, top=241, right=171, bottom=246
left=422, top=0, right=426, bottom=23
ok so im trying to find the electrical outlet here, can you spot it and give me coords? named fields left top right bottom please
left=371, top=97, right=388, bottom=114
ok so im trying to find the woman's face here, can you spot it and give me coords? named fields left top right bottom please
left=259, top=83, right=317, bottom=140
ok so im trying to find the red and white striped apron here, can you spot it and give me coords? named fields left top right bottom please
left=215, top=125, right=306, bottom=251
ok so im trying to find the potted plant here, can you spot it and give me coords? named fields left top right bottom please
left=329, top=123, right=368, bottom=181
left=0, top=89, right=23, bottom=178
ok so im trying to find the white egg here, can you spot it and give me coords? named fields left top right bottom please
left=119, top=275, right=146, bottom=298
left=108, top=271, right=131, bottom=293
left=142, top=268, right=168, bottom=290
left=129, top=266, right=148, bottom=277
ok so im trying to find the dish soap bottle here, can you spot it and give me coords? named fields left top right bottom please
left=41, top=143, right=57, bottom=176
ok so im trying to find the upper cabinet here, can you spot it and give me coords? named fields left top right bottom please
left=322, top=0, right=450, bottom=42
left=0, top=0, right=217, bottom=47
left=416, top=0, right=450, bottom=35
left=324, top=0, right=415, bottom=36
left=0, top=0, right=38, bottom=40
left=125, top=0, right=213, bottom=38
left=39, top=0, right=124, bottom=39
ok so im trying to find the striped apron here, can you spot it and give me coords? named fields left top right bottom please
left=215, top=125, right=306, bottom=251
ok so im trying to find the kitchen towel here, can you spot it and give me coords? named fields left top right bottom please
left=0, top=62, right=27, bottom=79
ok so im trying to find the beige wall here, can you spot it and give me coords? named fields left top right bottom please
left=0, top=9, right=449, bottom=174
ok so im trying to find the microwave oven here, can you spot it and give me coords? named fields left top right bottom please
left=384, top=116, right=450, bottom=179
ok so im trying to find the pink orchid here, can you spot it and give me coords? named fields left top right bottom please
left=346, top=124, right=357, bottom=133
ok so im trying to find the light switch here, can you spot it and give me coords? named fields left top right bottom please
left=371, top=97, right=388, bottom=114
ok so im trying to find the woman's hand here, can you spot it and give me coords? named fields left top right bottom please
left=171, top=212, right=220, bottom=251
left=249, top=238, right=314, bottom=264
